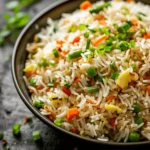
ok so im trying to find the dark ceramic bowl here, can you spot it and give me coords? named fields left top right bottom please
left=12, top=0, right=150, bottom=146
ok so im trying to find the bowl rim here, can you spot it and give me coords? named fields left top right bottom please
left=12, top=0, right=150, bottom=146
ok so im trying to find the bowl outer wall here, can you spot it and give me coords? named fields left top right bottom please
left=12, top=0, right=150, bottom=146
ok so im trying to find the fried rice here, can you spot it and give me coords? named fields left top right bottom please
left=23, top=0, right=150, bottom=142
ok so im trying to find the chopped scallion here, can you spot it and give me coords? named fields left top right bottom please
left=32, top=130, right=41, bottom=141
left=38, top=59, right=47, bottom=67
left=33, top=101, right=43, bottom=109
left=131, top=65, right=136, bottom=70
left=86, top=66, right=97, bottom=78
left=79, top=24, right=86, bottom=31
left=116, top=41, right=130, bottom=51
left=94, top=75, right=103, bottom=82
left=47, top=82, right=54, bottom=87
left=90, top=2, right=111, bottom=14
left=52, top=49, right=59, bottom=58
left=54, top=118, right=63, bottom=126
left=130, top=40, right=135, bottom=48
left=117, top=22, right=131, bottom=33
left=110, top=72, right=119, bottom=80
left=86, top=39, right=91, bottom=49
left=0, top=131, right=4, bottom=140
left=29, top=78, right=36, bottom=86
left=87, top=87, right=99, bottom=93
left=110, top=62, right=117, bottom=71
left=67, top=50, right=82, bottom=60
left=13, top=124, right=21, bottom=135
left=84, top=32, right=90, bottom=38
left=69, top=25, right=76, bottom=32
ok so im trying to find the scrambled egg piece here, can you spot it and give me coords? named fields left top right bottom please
left=116, top=69, right=131, bottom=89
left=24, top=64, right=36, bottom=72
left=49, top=94, right=63, bottom=107
left=105, top=104, right=122, bottom=114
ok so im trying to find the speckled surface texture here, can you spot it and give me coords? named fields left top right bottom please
left=0, top=0, right=149, bottom=149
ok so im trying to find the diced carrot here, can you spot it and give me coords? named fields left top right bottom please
left=147, top=86, right=150, bottom=95
left=80, top=1, right=92, bottom=10
left=143, top=76, right=150, bottom=80
left=57, top=40, right=64, bottom=45
left=74, top=77, right=80, bottom=83
left=144, top=32, right=150, bottom=39
left=131, top=18, right=138, bottom=26
left=110, top=119, right=116, bottom=128
left=126, top=0, right=133, bottom=2
left=62, top=51, right=69, bottom=55
left=92, top=35, right=109, bottom=47
left=36, top=85, right=44, bottom=90
left=99, top=20, right=107, bottom=26
left=106, top=94, right=115, bottom=101
left=71, top=127, right=78, bottom=134
left=72, top=36, right=80, bottom=44
left=62, top=87, right=71, bottom=96
left=29, top=89, right=34, bottom=93
left=67, top=108, right=79, bottom=120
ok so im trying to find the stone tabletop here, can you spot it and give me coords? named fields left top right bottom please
left=0, top=0, right=149, bottom=149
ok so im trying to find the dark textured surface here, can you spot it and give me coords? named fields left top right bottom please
left=0, top=0, right=150, bottom=149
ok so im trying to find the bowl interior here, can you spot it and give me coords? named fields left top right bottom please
left=12, top=0, right=150, bottom=145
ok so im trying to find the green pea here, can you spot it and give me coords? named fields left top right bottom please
left=128, top=132, right=140, bottom=142
left=135, top=117, right=143, bottom=125
left=29, top=78, right=36, bottom=86
left=132, top=104, right=141, bottom=113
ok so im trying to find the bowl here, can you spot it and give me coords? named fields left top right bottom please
left=12, top=0, right=150, bottom=145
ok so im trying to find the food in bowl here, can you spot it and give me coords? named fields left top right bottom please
left=23, top=0, right=150, bottom=142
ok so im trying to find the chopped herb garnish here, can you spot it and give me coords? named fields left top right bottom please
left=53, top=21, right=58, bottom=33
left=117, top=22, right=131, bottom=33
left=88, top=28, right=97, bottom=33
left=131, top=65, right=136, bottom=70
left=86, top=66, right=97, bottom=78
left=106, top=37, right=113, bottom=46
left=110, top=62, right=117, bottom=71
left=29, top=78, right=36, bottom=86
left=3, top=145, right=10, bottom=150
left=116, top=34, right=127, bottom=41
left=138, top=12, right=146, bottom=16
left=38, top=59, right=47, bottom=67
left=87, top=87, right=99, bottom=93
left=104, top=45, right=113, bottom=52
left=54, top=118, right=63, bottom=126
left=90, top=2, right=111, bottom=14
left=47, top=82, right=54, bottom=87
left=87, top=81, right=92, bottom=87
left=33, top=101, right=43, bottom=109
left=13, top=124, right=21, bottom=135
left=90, top=122, right=95, bottom=125
left=69, top=25, right=76, bottom=32
left=94, top=75, right=103, bottom=82
left=0, top=131, right=4, bottom=140
left=52, top=49, right=59, bottom=58
left=64, top=81, right=71, bottom=88
left=111, top=72, right=119, bottom=80
left=89, top=47, right=95, bottom=53
left=130, top=40, right=135, bottom=48
left=86, top=39, right=91, bottom=49
left=67, top=50, right=82, bottom=60
left=49, top=60, right=56, bottom=66
left=79, top=24, right=86, bottom=31
left=116, top=41, right=130, bottom=51
left=84, top=32, right=90, bottom=38
left=141, top=28, right=146, bottom=34
left=105, top=29, right=111, bottom=36
left=32, top=130, right=41, bottom=141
